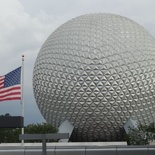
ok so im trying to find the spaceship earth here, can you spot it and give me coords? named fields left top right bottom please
left=33, top=13, right=155, bottom=141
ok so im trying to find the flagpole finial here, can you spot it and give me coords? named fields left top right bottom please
left=22, top=55, right=24, bottom=61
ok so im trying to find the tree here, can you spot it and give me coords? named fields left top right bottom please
left=24, top=123, right=58, bottom=142
left=25, top=123, right=58, bottom=134
left=124, top=123, right=155, bottom=145
left=0, top=128, right=20, bottom=143
left=0, top=123, right=58, bottom=143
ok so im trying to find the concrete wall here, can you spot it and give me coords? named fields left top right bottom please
left=0, top=143, right=154, bottom=155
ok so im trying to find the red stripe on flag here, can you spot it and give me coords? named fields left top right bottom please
left=0, top=86, right=21, bottom=94
left=0, top=76, right=4, bottom=80
left=0, top=92, right=21, bottom=99
left=0, top=86, right=4, bottom=89
left=0, top=76, right=4, bottom=89
left=0, top=78, right=4, bottom=84
left=0, top=97, right=21, bottom=102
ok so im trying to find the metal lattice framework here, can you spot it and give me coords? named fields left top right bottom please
left=33, top=13, right=155, bottom=141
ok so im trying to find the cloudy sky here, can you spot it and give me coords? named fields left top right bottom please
left=0, top=0, right=154, bottom=125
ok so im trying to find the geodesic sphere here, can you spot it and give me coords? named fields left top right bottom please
left=33, top=13, right=155, bottom=141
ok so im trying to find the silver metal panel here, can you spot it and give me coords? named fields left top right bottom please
left=47, top=148, right=55, bottom=155
left=0, top=145, right=155, bottom=155
left=117, top=146, right=148, bottom=155
left=0, top=142, right=127, bottom=147
left=55, top=147, right=85, bottom=155
left=86, top=147, right=116, bottom=155
left=58, top=119, right=74, bottom=142
left=19, top=133, right=69, bottom=140
left=33, top=13, right=155, bottom=141
left=24, top=146, right=55, bottom=155
left=24, top=149, right=42, bottom=155
left=0, top=149, right=24, bottom=155
left=124, top=118, right=138, bottom=134
left=148, top=146, right=155, bottom=155
left=24, top=148, right=55, bottom=155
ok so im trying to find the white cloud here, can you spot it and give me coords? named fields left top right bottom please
left=0, top=0, right=52, bottom=124
left=0, top=0, right=55, bottom=69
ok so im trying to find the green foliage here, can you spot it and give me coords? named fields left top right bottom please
left=0, top=128, right=20, bottom=143
left=24, top=123, right=58, bottom=142
left=25, top=123, right=58, bottom=134
left=125, top=123, right=155, bottom=145
left=0, top=123, right=58, bottom=143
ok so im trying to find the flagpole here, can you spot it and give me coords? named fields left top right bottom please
left=21, top=55, right=24, bottom=146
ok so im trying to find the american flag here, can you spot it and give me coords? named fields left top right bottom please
left=0, top=67, right=21, bottom=102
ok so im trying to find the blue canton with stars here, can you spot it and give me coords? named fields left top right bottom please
left=4, top=67, right=21, bottom=88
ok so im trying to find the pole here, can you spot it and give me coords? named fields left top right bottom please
left=42, top=134, right=46, bottom=155
left=21, top=55, right=24, bottom=146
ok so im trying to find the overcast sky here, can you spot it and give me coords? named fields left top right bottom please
left=0, top=0, right=155, bottom=125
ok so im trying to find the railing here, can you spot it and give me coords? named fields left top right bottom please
left=0, top=145, right=155, bottom=155
left=19, top=133, right=69, bottom=155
